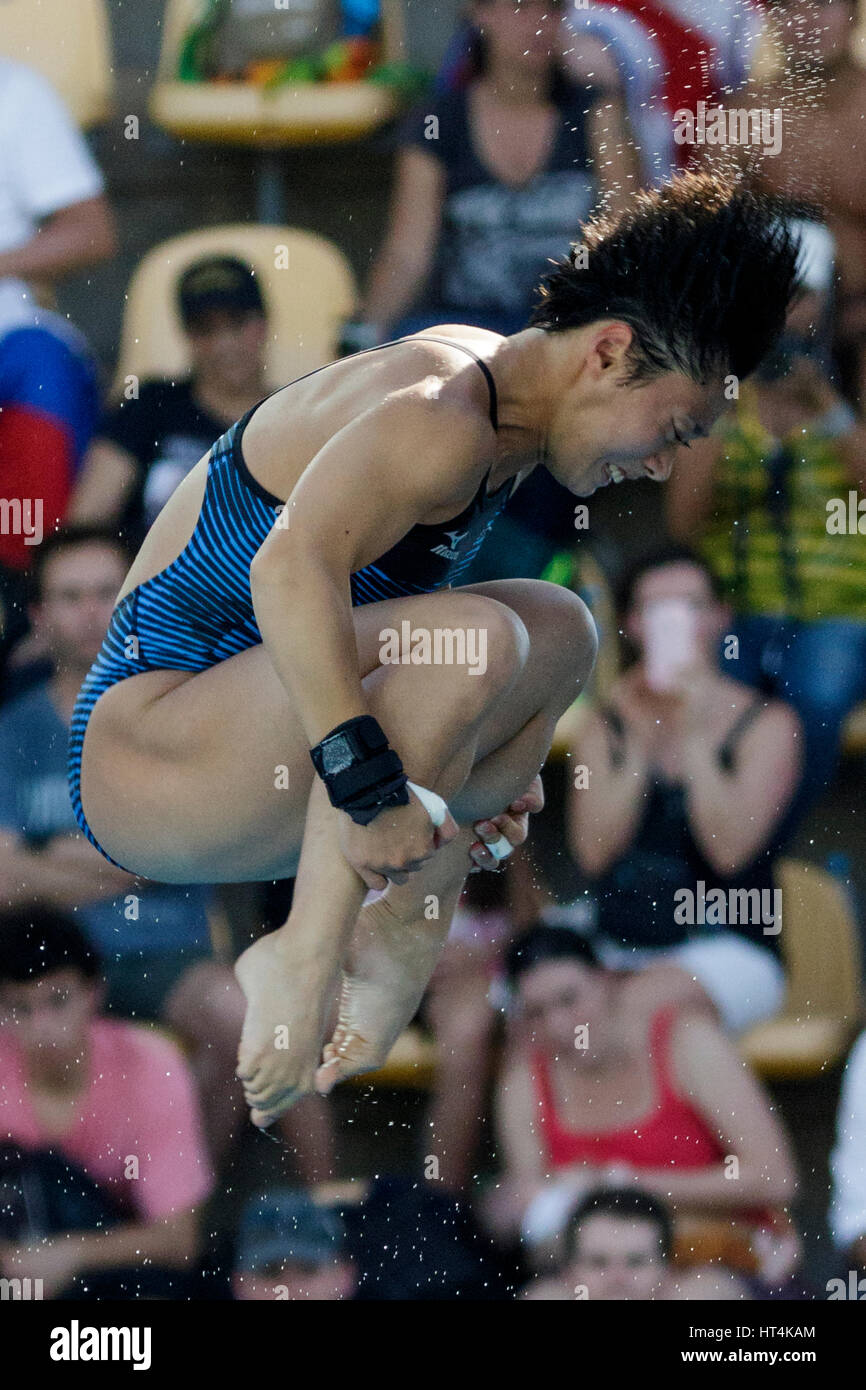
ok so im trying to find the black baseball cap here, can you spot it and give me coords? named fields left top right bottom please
left=177, top=255, right=266, bottom=326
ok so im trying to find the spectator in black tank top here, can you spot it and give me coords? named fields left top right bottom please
left=340, top=1, right=639, bottom=587
left=347, top=1, right=636, bottom=349
left=68, top=256, right=270, bottom=548
left=556, top=545, right=805, bottom=1035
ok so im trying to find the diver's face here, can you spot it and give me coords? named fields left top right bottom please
left=546, top=351, right=724, bottom=497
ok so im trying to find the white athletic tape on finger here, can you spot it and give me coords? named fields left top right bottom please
left=406, top=780, right=449, bottom=828
left=486, top=833, right=513, bottom=862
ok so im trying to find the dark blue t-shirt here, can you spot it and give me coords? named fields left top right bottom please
left=398, top=81, right=598, bottom=317
left=0, top=683, right=212, bottom=958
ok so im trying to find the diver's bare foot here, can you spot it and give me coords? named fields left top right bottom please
left=315, top=891, right=451, bottom=1092
left=234, top=930, right=339, bottom=1127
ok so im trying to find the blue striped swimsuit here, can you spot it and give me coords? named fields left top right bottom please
left=68, top=337, right=510, bottom=867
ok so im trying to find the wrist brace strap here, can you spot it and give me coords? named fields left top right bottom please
left=310, top=715, right=409, bottom=826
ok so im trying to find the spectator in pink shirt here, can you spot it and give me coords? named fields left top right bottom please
left=0, top=905, right=213, bottom=1298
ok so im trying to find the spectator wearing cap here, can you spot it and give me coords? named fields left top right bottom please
left=69, top=256, right=269, bottom=547
left=232, top=1189, right=356, bottom=1302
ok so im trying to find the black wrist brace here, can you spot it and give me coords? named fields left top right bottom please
left=310, top=715, right=409, bottom=826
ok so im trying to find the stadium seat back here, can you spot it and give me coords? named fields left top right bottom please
left=113, top=224, right=357, bottom=395
left=0, top=0, right=114, bottom=127
left=741, top=858, right=864, bottom=1079
left=152, top=0, right=404, bottom=146
left=842, top=701, right=866, bottom=757
left=775, top=858, right=862, bottom=1022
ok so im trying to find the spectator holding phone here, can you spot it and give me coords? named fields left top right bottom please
left=564, top=546, right=803, bottom=1034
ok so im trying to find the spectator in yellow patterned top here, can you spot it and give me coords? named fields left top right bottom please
left=667, top=219, right=866, bottom=817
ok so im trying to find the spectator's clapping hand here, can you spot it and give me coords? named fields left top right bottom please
left=611, top=678, right=664, bottom=761
left=752, top=1220, right=803, bottom=1285
left=666, top=662, right=717, bottom=737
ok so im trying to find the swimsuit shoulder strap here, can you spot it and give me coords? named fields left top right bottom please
left=403, top=335, right=500, bottom=431
left=237, top=335, right=500, bottom=439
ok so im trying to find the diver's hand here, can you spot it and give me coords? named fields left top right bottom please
left=338, top=790, right=459, bottom=890
left=469, top=773, right=544, bottom=872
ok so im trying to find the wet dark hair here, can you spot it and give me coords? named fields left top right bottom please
left=530, top=171, right=802, bottom=386
left=566, top=1187, right=674, bottom=1262
left=0, top=906, right=102, bottom=986
left=28, top=523, right=134, bottom=605
left=614, top=542, right=725, bottom=617
left=504, top=923, right=599, bottom=987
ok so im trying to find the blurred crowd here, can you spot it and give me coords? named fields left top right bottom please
left=1, top=0, right=866, bottom=1301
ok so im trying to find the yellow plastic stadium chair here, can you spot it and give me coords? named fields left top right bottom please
left=740, top=859, right=864, bottom=1080
left=151, top=0, right=405, bottom=147
left=0, top=0, right=114, bottom=128
left=348, top=1024, right=439, bottom=1090
left=112, top=224, right=357, bottom=396
left=842, top=701, right=866, bottom=758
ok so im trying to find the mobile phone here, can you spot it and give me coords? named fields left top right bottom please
left=642, top=598, right=699, bottom=692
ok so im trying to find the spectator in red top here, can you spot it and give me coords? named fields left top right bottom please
left=484, top=925, right=797, bottom=1254
left=0, top=906, right=213, bottom=1298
